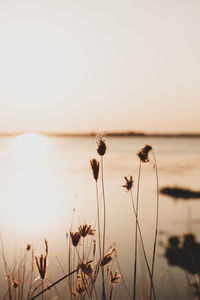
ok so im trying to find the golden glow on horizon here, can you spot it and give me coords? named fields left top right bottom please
left=12, top=133, right=47, bottom=161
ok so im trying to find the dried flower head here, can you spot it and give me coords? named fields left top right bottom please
left=35, top=254, right=47, bottom=280
left=26, top=244, right=31, bottom=251
left=109, top=270, right=121, bottom=286
left=97, top=136, right=106, bottom=156
left=90, top=159, right=100, bottom=181
left=78, top=261, right=93, bottom=276
left=78, top=224, right=95, bottom=238
left=123, top=176, right=134, bottom=191
left=137, top=145, right=152, bottom=163
left=12, top=280, right=19, bottom=289
left=70, top=231, right=81, bottom=247
left=44, top=239, right=48, bottom=255
left=72, top=279, right=86, bottom=296
left=93, top=240, right=96, bottom=257
left=76, top=282, right=86, bottom=295
left=35, top=239, right=48, bottom=280
left=101, top=253, right=112, bottom=266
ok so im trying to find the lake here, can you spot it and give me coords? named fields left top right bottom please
left=0, top=133, right=200, bottom=299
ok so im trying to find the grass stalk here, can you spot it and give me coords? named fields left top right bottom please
left=95, top=181, right=104, bottom=296
left=100, top=156, right=106, bottom=300
left=130, top=190, right=156, bottom=300
left=41, top=280, right=43, bottom=300
left=30, top=261, right=92, bottom=300
left=150, top=151, right=159, bottom=300
left=115, top=256, right=132, bottom=299
left=0, top=235, right=12, bottom=300
left=167, top=269, right=180, bottom=300
left=27, top=248, right=34, bottom=300
left=133, top=161, right=141, bottom=300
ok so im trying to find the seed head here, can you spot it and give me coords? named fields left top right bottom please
left=97, top=137, right=106, bottom=156
left=35, top=254, right=47, bottom=280
left=76, top=282, right=86, bottom=295
left=93, top=240, right=96, bottom=257
left=137, top=145, right=152, bottom=163
left=35, top=239, right=48, bottom=280
left=78, top=224, right=95, bottom=238
left=109, top=270, right=121, bottom=286
left=26, top=244, right=31, bottom=251
left=44, top=239, right=48, bottom=255
left=78, top=261, right=93, bottom=276
left=12, top=280, right=19, bottom=289
left=101, top=253, right=112, bottom=266
left=73, top=279, right=86, bottom=296
left=70, top=231, right=81, bottom=247
left=90, top=159, right=100, bottom=181
left=123, top=176, right=134, bottom=192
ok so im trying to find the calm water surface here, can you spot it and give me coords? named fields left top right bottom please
left=0, top=134, right=200, bottom=299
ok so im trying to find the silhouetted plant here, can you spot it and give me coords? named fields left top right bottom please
left=137, top=145, right=152, bottom=163
left=35, top=239, right=48, bottom=300
left=70, top=231, right=81, bottom=247
left=123, top=174, right=155, bottom=300
left=90, top=158, right=100, bottom=182
left=96, top=134, right=107, bottom=299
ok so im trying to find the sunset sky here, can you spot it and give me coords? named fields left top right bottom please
left=0, top=0, right=199, bottom=134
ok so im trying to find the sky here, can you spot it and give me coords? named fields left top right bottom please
left=0, top=0, right=200, bottom=133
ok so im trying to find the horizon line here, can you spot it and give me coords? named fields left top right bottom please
left=0, top=130, right=200, bottom=138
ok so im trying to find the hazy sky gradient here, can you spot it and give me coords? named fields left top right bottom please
left=0, top=0, right=200, bottom=133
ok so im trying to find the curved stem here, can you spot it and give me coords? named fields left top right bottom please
left=133, top=161, right=141, bottom=300
left=96, top=182, right=102, bottom=261
left=130, top=190, right=156, bottom=300
left=101, top=156, right=106, bottom=300
left=96, top=181, right=104, bottom=297
left=41, top=280, right=44, bottom=300
left=30, top=261, right=93, bottom=300
left=150, top=151, right=159, bottom=300
left=116, top=256, right=132, bottom=299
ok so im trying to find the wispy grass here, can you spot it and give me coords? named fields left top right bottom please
left=2, top=138, right=196, bottom=300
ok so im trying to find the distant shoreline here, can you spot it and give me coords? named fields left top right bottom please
left=0, top=131, right=200, bottom=138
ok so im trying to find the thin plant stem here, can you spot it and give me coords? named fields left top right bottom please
left=73, top=247, right=76, bottom=292
left=130, top=190, right=156, bottom=300
left=68, top=242, right=72, bottom=300
left=172, top=246, right=191, bottom=286
left=42, top=280, right=44, bottom=300
left=96, top=182, right=104, bottom=292
left=27, top=248, right=35, bottom=300
left=20, top=252, right=27, bottom=300
left=167, top=269, right=180, bottom=300
left=100, top=156, right=106, bottom=300
left=68, top=211, right=75, bottom=300
left=150, top=151, right=159, bottom=300
left=93, top=282, right=99, bottom=300
left=108, top=286, right=113, bottom=300
left=115, top=256, right=132, bottom=299
left=31, top=261, right=93, bottom=300
left=76, top=246, right=81, bottom=262
left=86, top=229, right=96, bottom=261
left=0, top=235, right=12, bottom=300
left=83, top=238, right=85, bottom=260
left=133, top=161, right=141, bottom=300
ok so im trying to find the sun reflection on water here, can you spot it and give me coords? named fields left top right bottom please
left=2, top=133, right=60, bottom=238
left=12, top=132, right=48, bottom=162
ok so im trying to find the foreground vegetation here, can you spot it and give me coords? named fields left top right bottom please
left=0, top=136, right=198, bottom=300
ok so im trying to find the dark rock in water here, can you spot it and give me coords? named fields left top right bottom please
left=164, top=233, right=200, bottom=298
left=165, top=233, right=200, bottom=273
left=160, top=186, right=200, bottom=199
